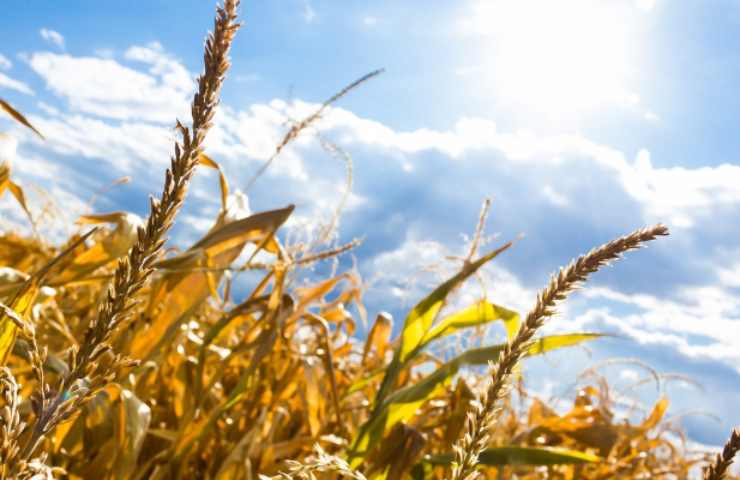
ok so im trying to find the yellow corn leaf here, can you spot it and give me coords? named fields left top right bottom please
left=0, top=229, right=95, bottom=364
left=53, top=409, right=82, bottom=454
left=198, top=153, right=229, bottom=212
left=421, top=299, right=520, bottom=348
left=65, top=385, right=150, bottom=480
left=173, top=293, right=294, bottom=463
left=641, top=397, right=669, bottom=431
left=50, top=212, right=142, bottom=285
left=198, top=294, right=269, bottom=365
left=290, top=273, right=350, bottom=322
left=528, top=397, right=558, bottom=426
left=0, top=161, right=33, bottom=226
left=130, top=206, right=293, bottom=359
left=112, top=388, right=152, bottom=479
left=303, top=359, right=323, bottom=436
left=361, top=312, right=393, bottom=365
left=526, top=333, right=606, bottom=355
left=0, top=98, right=44, bottom=139
left=7, top=180, right=33, bottom=224
left=188, top=204, right=294, bottom=256
left=213, top=425, right=261, bottom=480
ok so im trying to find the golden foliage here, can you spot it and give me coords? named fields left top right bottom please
left=0, top=218, right=725, bottom=479
left=0, top=1, right=736, bottom=479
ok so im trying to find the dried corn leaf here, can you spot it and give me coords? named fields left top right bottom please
left=0, top=229, right=94, bottom=363
left=0, top=98, right=44, bottom=139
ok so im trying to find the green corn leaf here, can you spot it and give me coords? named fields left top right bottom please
left=374, top=243, right=514, bottom=407
left=420, top=300, right=520, bottom=350
left=425, top=446, right=601, bottom=466
left=353, top=333, right=605, bottom=462
left=388, top=333, right=605, bottom=411
left=398, top=242, right=512, bottom=364
left=349, top=242, right=512, bottom=465
left=345, top=367, right=386, bottom=397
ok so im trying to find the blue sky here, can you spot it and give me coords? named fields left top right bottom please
left=2, top=0, right=740, bottom=448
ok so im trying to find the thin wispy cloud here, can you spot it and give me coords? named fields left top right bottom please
left=0, top=54, right=11, bottom=70
left=39, top=27, right=65, bottom=49
left=0, top=72, right=33, bottom=95
left=301, top=0, right=316, bottom=24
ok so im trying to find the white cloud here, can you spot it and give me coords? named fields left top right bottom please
left=13, top=153, right=61, bottom=181
left=27, top=112, right=173, bottom=173
left=302, top=105, right=740, bottom=229
left=18, top=43, right=740, bottom=236
left=619, top=149, right=740, bottom=228
left=369, top=236, right=453, bottom=303
left=363, top=16, right=378, bottom=26
left=28, top=49, right=191, bottom=123
left=40, top=28, right=65, bottom=49
left=13, top=48, right=369, bottom=242
left=302, top=1, right=316, bottom=23
left=542, top=185, right=569, bottom=207
left=0, top=72, right=33, bottom=95
left=123, top=42, right=192, bottom=94
left=569, top=285, right=740, bottom=371
left=0, top=54, right=11, bottom=70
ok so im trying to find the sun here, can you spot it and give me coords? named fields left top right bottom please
left=466, top=0, right=638, bottom=117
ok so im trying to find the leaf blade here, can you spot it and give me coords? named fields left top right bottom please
left=0, top=98, right=44, bottom=139
left=425, top=446, right=601, bottom=466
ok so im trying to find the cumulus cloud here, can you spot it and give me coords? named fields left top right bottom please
left=26, top=44, right=740, bottom=235
left=566, top=285, right=740, bottom=372
left=299, top=105, right=740, bottom=229
left=28, top=49, right=191, bottom=122
left=123, top=42, right=192, bottom=94
left=39, top=28, right=65, bottom=49
left=26, top=112, right=173, bottom=172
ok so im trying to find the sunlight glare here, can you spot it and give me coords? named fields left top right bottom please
left=468, top=0, right=637, bottom=116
